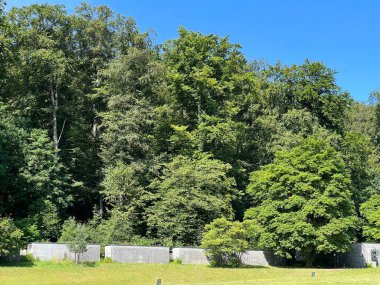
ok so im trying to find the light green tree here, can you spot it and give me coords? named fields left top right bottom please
left=360, top=195, right=380, bottom=241
left=245, top=134, right=358, bottom=267
left=201, top=218, right=259, bottom=267
left=0, top=218, right=23, bottom=260
left=59, top=218, right=89, bottom=264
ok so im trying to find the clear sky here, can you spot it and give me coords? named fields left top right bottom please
left=5, top=0, right=380, bottom=102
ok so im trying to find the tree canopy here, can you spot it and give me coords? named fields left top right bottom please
left=0, top=1, right=379, bottom=267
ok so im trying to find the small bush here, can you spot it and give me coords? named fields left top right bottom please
left=21, top=253, right=35, bottom=263
left=201, top=218, right=259, bottom=268
left=0, top=218, right=23, bottom=260
left=102, top=257, right=113, bottom=263
left=171, top=258, right=182, bottom=264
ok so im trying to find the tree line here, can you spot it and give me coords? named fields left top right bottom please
left=1, top=2, right=380, bottom=266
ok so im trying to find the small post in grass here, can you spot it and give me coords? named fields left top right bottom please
left=311, top=271, right=316, bottom=277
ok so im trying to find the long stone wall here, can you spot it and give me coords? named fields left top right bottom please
left=172, top=247, right=285, bottom=266
left=338, top=243, right=380, bottom=268
left=105, top=245, right=170, bottom=264
left=24, top=242, right=380, bottom=267
left=27, top=243, right=100, bottom=262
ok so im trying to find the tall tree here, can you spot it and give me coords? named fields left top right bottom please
left=262, top=60, right=352, bottom=132
left=147, top=154, right=238, bottom=246
left=6, top=4, right=74, bottom=151
left=100, top=47, right=163, bottom=167
left=0, top=105, right=70, bottom=240
left=161, top=27, right=248, bottom=150
left=245, top=134, right=358, bottom=266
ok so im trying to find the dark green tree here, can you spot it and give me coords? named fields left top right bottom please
left=147, top=154, right=238, bottom=246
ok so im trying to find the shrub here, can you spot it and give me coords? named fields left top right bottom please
left=172, top=258, right=182, bottom=264
left=0, top=218, right=23, bottom=259
left=102, top=257, right=113, bottom=263
left=201, top=218, right=258, bottom=267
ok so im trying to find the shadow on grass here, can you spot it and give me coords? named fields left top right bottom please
left=206, top=264, right=267, bottom=269
left=0, top=258, right=35, bottom=267
left=80, top=261, right=97, bottom=267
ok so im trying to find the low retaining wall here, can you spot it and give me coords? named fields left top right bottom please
left=338, top=243, right=380, bottom=268
left=172, top=247, right=285, bottom=266
left=242, top=250, right=285, bottom=266
left=27, top=243, right=100, bottom=262
left=172, top=247, right=209, bottom=264
left=105, top=245, right=170, bottom=264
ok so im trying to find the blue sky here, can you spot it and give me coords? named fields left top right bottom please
left=6, top=0, right=380, bottom=102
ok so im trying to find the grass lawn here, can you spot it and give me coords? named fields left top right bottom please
left=0, top=261, right=380, bottom=285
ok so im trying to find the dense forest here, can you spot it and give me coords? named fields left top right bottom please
left=1, top=1, right=380, bottom=265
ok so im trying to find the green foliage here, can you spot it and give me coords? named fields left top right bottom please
left=245, top=135, right=358, bottom=266
left=59, top=218, right=90, bottom=264
left=201, top=218, right=258, bottom=267
left=102, top=257, right=113, bottom=263
left=2, top=1, right=380, bottom=256
left=93, top=209, right=137, bottom=245
left=0, top=107, right=68, bottom=241
left=59, top=218, right=80, bottom=243
left=171, top=258, right=182, bottom=264
left=163, top=27, right=247, bottom=128
left=0, top=218, right=23, bottom=258
left=102, top=162, right=143, bottom=209
left=147, top=154, right=238, bottom=246
left=360, top=195, right=380, bottom=241
left=346, top=103, right=376, bottom=141
left=14, top=218, right=42, bottom=244
left=67, top=224, right=89, bottom=264
left=100, top=47, right=163, bottom=166
left=264, top=60, right=352, bottom=132
left=341, top=131, right=374, bottom=208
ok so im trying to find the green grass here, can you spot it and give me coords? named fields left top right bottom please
left=1, top=261, right=380, bottom=285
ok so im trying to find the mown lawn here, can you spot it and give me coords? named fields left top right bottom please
left=0, top=261, right=379, bottom=285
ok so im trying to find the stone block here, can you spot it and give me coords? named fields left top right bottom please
left=27, top=243, right=100, bottom=262
left=105, top=245, right=169, bottom=264
left=172, top=247, right=209, bottom=264
left=338, top=243, right=380, bottom=268
left=242, top=250, right=285, bottom=267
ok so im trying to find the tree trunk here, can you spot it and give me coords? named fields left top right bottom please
left=99, top=196, right=103, bottom=218
left=92, top=100, right=103, bottom=219
left=197, top=95, right=203, bottom=151
left=305, top=254, right=313, bottom=268
left=92, top=103, right=100, bottom=140
left=51, top=80, right=66, bottom=155
left=51, top=86, right=59, bottom=153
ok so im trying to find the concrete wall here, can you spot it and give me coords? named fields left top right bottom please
left=172, top=247, right=285, bottom=266
left=338, top=243, right=380, bottom=268
left=105, top=245, right=169, bottom=264
left=242, top=250, right=285, bottom=267
left=172, top=247, right=209, bottom=264
left=27, top=243, right=100, bottom=262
